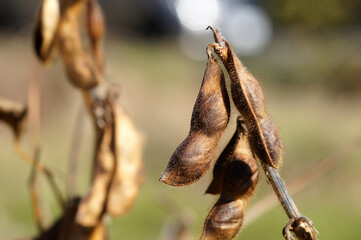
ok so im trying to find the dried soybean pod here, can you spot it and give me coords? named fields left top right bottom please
left=257, top=117, right=283, bottom=168
left=200, top=133, right=259, bottom=240
left=0, top=97, right=27, bottom=140
left=57, top=0, right=102, bottom=89
left=86, top=0, right=105, bottom=73
left=160, top=45, right=230, bottom=186
left=33, top=0, right=60, bottom=65
left=76, top=123, right=114, bottom=227
left=106, top=93, right=145, bottom=216
left=206, top=117, right=245, bottom=195
left=209, top=28, right=283, bottom=168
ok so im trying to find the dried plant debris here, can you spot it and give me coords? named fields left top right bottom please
left=33, top=0, right=60, bottom=64
left=201, top=118, right=258, bottom=240
left=28, top=198, right=106, bottom=240
left=57, top=0, right=102, bottom=89
left=76, top=121, right=114, bottom=227
left=86, top=0, right=105, bottom=73
left=106, top=93, right=145, bottom=216
left=160, top=45, right=230, bottom=186
left=0, top=97, right=27, bottom=139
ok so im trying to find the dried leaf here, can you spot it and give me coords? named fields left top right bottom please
left=0, top=97, right=27, bottom=140
left=209, top=28, right=283, bottom=168
left=76, top=123, right=114, bottom=227
left=160, top=46, right=230, bottom=186
left=33, top=0, right=60, bottom=65
left=57, top=0, right=102, bottom=89
left=106, top=94, right=145, bottom=216
left=200, top=130, right=258, bottom=240
left=86, top=0, right=105, bottom=73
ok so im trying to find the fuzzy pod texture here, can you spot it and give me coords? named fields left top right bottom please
left=33, top=0, right=60, bottom=65
left=200, top=129, right=259, bottom=240
left=76, top=123, right=114, bottom=227
left=106, top=96, right=145, bottom=217
left=57, top=0, right=102, bottom=90
left=206, top=117, right=245, bottom=195
left=209, top=29, right=283, bottom=169
left=86, top=0, right=105, bottom=73
left=160, top=46, right=230, bottom=186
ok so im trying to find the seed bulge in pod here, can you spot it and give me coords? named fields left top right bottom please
left=200, top=130, right=258, bottom=240
left=160, top=46, right=230, bottom=186
left=57, top=1, right=102, bottom=89
left=206, top=117, right=245, bottom=195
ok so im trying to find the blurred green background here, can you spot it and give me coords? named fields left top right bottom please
left=1, top=0, right=361, bottom=239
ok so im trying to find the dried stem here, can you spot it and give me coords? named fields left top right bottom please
left=28, top=147, right=44, bottom=233
left=14, top=139, right=66, bottom=211
left=244, top=136, right=361, bottom=227
left=262, top=163, right=301, bottom=219
left=67, top=105, right=86, bottom=197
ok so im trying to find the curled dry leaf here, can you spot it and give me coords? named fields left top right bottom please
left=209, top=28, right=283, bottom=168
left=0, top=97, right=27, bottom=140
left=33, top=0, right=60, bottom=65
left=86, top=0, right=105, bottom=73
left=160, top=46, right=230, bottom=186
left=106, top=94, right=145, bottom=216
left=206, top=117, right=245, bottom=195
left=76, top=122, right=114, bottom=227
left=57, top=0, right=102, bottom=90
left=31, top=197, right=106, bottom=240
left=200, top=124, right=259, bottom=240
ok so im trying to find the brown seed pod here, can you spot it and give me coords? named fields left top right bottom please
left=76, top=122, right=114, bottom=227
left=86, top=0, right=105, bottom=73
left=200, top=130, right=259, bottom=240
left=209, top=28, right=283, bottom=168
left=206, top=117, right=245, bottom=195
left=33, top=0, right=60, bottom=65
left=160, top=46, right=230, bottom=186
left=106, top=93, right=145, bottom=216
left=0, top=97, right=27, bottom=140
left=57, top=0, right=102, bottom=90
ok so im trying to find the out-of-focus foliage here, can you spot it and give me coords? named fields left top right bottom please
left=262, top=0, right=361, bottom=29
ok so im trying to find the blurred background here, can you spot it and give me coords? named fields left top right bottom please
left=1, top=0, right=361, bottom=239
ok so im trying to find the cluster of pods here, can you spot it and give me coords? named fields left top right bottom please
left=19, top=0, right=146, bottom=239
left=161, top=28, right=317, bottom=240
left=34, top=0, right=104, bottom=88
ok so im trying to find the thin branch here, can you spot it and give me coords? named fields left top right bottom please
left=67, top=104, right=86, bottom=197
left=28, top=147, right=44, bottom=233
left=14, top=140, right=66, bottom=212
left=244, top=136, right=361, bottom=227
